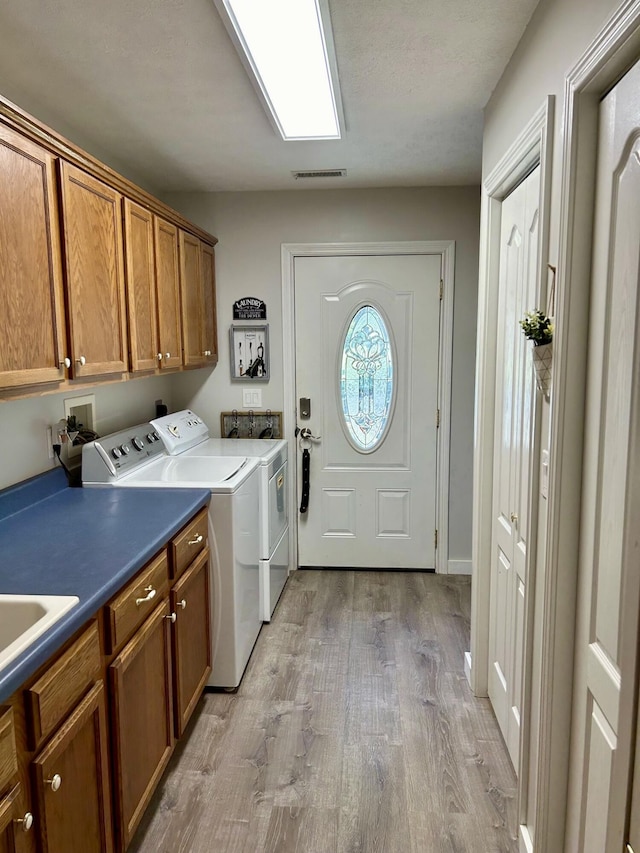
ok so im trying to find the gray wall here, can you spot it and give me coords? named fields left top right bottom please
left=0, top=375, right=181, bottom=490
left=165, top=186, right=480, bottom=565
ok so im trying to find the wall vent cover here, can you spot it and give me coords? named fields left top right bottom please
left=292, top=169, right=347, bottom=179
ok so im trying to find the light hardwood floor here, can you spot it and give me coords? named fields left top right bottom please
left=130, top=571, right=518, bottom=853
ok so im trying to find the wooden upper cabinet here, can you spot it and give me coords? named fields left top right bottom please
left=123, top=200, right=158, bottom=373
left=154, top=218, right=182, bottom=370
left=178, top=230, right=204, bottom=368
left=0, top=125, right=67, bottom=389
left=59, top=162, right=128, bottom=378
left=201, top=242, right=218, bottom=363
left=179, top=231, right=218, bottom=369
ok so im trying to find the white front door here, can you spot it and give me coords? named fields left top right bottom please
left=565, top=58, right=640, bottom=853
left=294, top=253, right=441, bottom=569
left=489, top=165, right=540, bottom=771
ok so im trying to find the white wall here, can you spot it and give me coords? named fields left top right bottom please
left=484, top=0, right=621, bottom=241
left=164, top=187, right=480, bottom=564
left=0, top=375, right=181, bottom=490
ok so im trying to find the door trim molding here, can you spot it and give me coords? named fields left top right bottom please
left=472, top=96, right=553, bottom=690
left=471, top=97, right=554, bottom=845
left=282, top=240, right=455, bottom=574
left=541, top=3, right=640, bottom=851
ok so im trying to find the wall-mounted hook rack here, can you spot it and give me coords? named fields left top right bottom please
left=220, top=410, right=283, bottom=439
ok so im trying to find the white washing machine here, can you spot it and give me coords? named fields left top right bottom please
left=82, top=415, right=262, bottom=689
left=150, top=412, right=289, bottom=622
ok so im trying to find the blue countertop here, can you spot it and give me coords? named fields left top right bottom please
left=0, top=469, right=210, bottom=701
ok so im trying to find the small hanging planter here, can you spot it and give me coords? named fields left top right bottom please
left=520, top=265, right=556, bottom=398
left=531, top=341, right=553, bottom=395
left=520, top=309, right=554, bottom=397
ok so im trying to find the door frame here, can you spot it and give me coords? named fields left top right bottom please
left=471, top=96, right=554, bottom=851
left=281, top=240, right=455, bottom=574
left=548, top=4, right=640, bottom=851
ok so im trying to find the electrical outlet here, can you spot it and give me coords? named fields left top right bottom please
left=47, top=426, right=54, bottom=459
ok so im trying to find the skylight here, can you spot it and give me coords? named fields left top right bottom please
left=216, top=0, right=342, bottom=140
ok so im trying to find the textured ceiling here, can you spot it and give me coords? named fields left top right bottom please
left=0, top=0, right=539, bottom=192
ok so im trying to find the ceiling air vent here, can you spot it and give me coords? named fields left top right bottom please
left=292, top=168, right=347, bottom=180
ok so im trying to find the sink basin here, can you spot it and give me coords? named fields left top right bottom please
left=0, top=594, right=79, bottom=672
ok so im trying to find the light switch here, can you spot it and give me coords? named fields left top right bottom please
left=242, top=389, right=262, bottom=408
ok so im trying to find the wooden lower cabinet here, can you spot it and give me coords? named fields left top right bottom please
left=4, top=510, right=212, bottom=853
left=171, top=548, right=212, bottom=737
left=31, top=681, right=112, bottom=853
left=109, top=600, right=174, bottom=852
left=0, top=785, right=20, bottom=853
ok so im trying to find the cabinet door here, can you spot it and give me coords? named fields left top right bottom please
left=59, top=162, right=128, bottom=378
left=0, top=784, right=20, bottom=853
left=200, top=242, right=218, bottom=363
left=123, top=200, right=158, bottom=373
left=154, top=218, right=182, bottom=370
left=178, top=230, right=205, bottom=367
left=109, top=601, right=173, bottom=852
left=171, top=549, right=212, bottom=737
left=0, top=125, right=67, bottom=389
left=31, top=681, right=113, bottom=853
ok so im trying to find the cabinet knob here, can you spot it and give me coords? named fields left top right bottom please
left=46, top=774, right=62, bottom=792
left=510, top=512, right=518, bottom=524
left=177, top=599, right=187, bottom=610
left=60, top=357, right=71, bottom=369
left=165, top=612, right=177, bottom=623
left=135, top=585, right=156, bottom=606
left=165, top=352, right=171, bottom=359
left=157, top=352, right=163, bottom=361
left=75, top=355, right=86, bottom=367
left=203, top=350, right=211, bottom=357
left=15, top=812, right=34, bottom=832
left=188, top=533, right=203, bottom=546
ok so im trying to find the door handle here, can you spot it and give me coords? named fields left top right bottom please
left=296, top=427, right=321, bottom=441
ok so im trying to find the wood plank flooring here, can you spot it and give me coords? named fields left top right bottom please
left=129, top=571, right=518, bottom=853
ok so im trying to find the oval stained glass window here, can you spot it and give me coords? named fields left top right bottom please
left=340, top=304, right=394, bottom=452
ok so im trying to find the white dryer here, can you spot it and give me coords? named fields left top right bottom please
left=151, top=412, right=289, bottom=622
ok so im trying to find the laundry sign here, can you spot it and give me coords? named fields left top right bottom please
left=233, top=297, right=267, bottom=320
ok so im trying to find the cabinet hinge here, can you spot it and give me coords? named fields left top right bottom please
left=436, top=408, right=440, bottom=428
left=439, top=280, right=443, bottom=301
left=434, top=529, right=438, bottom=549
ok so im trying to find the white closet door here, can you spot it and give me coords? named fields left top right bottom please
left=565, top=58, right=640, bottom=853
left=489, top=165, right=539, bottom=771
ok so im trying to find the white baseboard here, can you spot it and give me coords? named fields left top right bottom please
left=448, top=559, right=472, bottom=575
left=519, top=824, right=534, bottom=852
left=464, top=651, right=472, bottom=684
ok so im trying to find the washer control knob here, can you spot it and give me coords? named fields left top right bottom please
left=111, top=447, right=122, bottom=459
left=132, top=437, right=144, bottom=451
left=152, top=431, right=160, bottom=441
left=120, top=444, right=131, bottom=455
left=146, top=433, right=154, bottom=443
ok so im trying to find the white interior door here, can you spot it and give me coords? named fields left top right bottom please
left=489, top=165, right=540, bottom=771
left=294, top=253, right=441, bottom=569
left=565, top=58, right=640, bottom=853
